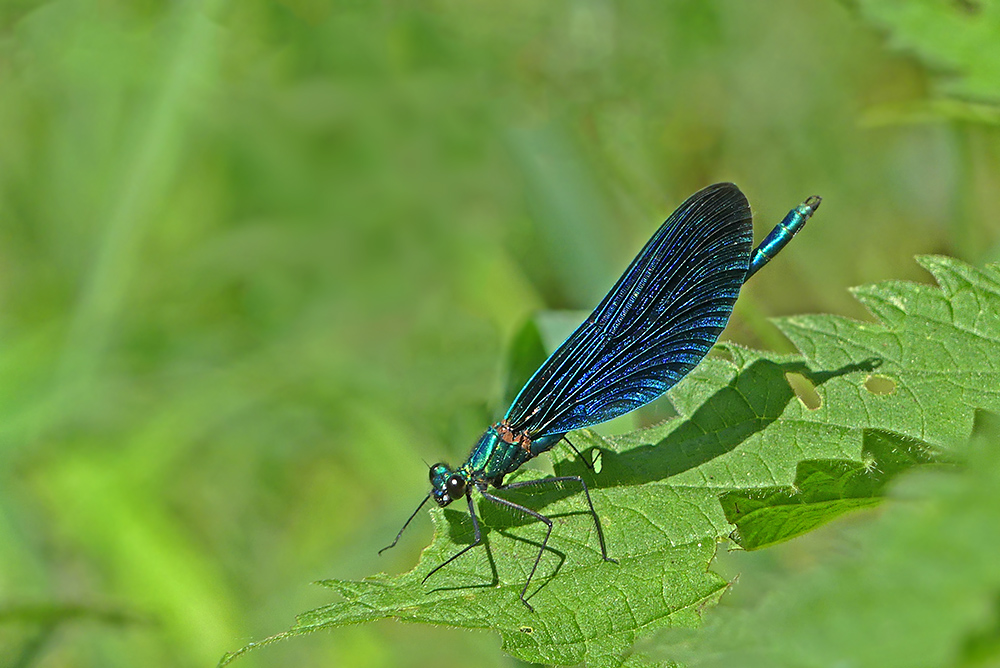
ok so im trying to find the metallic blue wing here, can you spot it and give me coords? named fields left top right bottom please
left=504, top=182, right=752, bottom=438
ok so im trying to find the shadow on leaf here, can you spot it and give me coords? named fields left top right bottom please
left=569, top=357, right=881, bottom=488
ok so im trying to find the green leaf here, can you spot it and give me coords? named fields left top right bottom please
left=856, top=0, right=1000, bottom=105
left=720, top=429, right=943, bottom=550
left=653, top=413, right=1000, bottom=668
left=220, top=256, right=1000, bottom=668
left=499, top=317, right=549, bottom=412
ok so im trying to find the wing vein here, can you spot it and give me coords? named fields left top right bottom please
left=505, top=183, right=753, bottom=438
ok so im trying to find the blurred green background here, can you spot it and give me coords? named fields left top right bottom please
left=0, top=1, right=998, bottom=666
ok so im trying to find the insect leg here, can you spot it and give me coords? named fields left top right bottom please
left=560, top=435, right=594, bottom=471
left=479, top=490, right=552, bottom=612
left=500, top=476, right=615, bottom=564
left=422, top=493, right=482, bottom=584
left=379, top=494, right=430, bottom=555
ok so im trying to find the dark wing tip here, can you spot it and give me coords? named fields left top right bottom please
left=672, top=183, right=752, bottom=238
left=703, top=181, right=740, bottom=192
left=688, top=182, right=749, bottom=212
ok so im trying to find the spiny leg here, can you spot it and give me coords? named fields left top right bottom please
left=560, top=435, right=594, bottom=471
left=422, top=493, right=482, bottom=584
left=500, top=475, right=616, bottom=564
left=479, top=490, right=553, bottom=612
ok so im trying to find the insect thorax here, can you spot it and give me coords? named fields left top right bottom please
left=461, top=423, right=564, bottom=483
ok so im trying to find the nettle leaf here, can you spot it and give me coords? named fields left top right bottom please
left=720, top=429, right=944, bottom=550
left=653, top=414, right=1000, bottom=668
left=220, top=256, right=1000, bottom=668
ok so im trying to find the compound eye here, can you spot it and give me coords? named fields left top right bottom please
left=446, top=474, right=466, bottom=498
left=429, top=463, right=449, bottom=484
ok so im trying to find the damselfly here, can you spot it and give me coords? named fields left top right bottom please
left=381, top=183, right=820, bottom=610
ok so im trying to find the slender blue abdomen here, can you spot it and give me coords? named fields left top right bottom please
left=746, top=195, right=821, bottom=278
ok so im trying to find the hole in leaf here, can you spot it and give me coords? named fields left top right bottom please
left=865, top=374, right=896, bottom=396
left=785, top=372, right=821, bottom=410
left=711, top=346, right=734, bottom=363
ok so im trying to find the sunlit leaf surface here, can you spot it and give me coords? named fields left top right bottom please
left=223, top=257, right=1000, bottom=667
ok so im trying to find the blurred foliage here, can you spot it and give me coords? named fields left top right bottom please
left=856, top=0, right=1000, bottom=106
left=0, top=0, right=998, bottom=667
